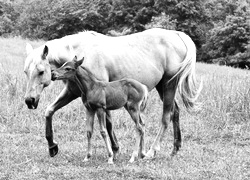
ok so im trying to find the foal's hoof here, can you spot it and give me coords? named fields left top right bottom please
left=128, top=155, right=138, bottom=163
left=144, top=150, right=156, bottom=160
left=113, top=151, right=119, bottom=161
left=49, top=143, right=59, bottom=157
left=107, top=156, right=114, bottom=164
left=170, top=150, right=177, bottom=157
left=139, top=152, right=146, bottom=159
left=170, top=146, right=180, bottom=157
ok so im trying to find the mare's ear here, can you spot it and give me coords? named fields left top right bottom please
left=67, top=44, right=74, bottom=53
left=42, top=45, right=49, bottom=60
left=26, top=43, right=33, bottom=55
left=75, top=57, right=84, bottom=68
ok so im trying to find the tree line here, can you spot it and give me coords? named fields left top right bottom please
left=0, top=0, right=250, bottom=67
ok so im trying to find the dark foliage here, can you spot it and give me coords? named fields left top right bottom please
left=0, top=0, right=249, bottom=67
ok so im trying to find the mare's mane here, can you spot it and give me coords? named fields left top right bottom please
left=46, top=30, right=102, bottom=67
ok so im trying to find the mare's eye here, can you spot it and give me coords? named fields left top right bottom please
left=39, top=71, right=44, bottom=76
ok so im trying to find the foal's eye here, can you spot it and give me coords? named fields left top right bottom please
left=65, top=67, right=72, bottom=71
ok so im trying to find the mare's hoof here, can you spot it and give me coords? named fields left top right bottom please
left=83, top=158, right=89, bottom=162
left=83, top=154, right=92, bottom=162
left=49, top=143, right=58, bottom=157
left=108, top=160, right=114, bottom=164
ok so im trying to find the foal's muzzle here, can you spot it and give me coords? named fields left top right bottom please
left=51, top=71, right=57, bottom=81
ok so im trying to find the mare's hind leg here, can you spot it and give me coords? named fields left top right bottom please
left=171, top=101, right=181, bottom=156
left=146, top=84, right=177, bottom=158
left=154, top=82, right=182, bottom=157
left=45, top=87, right=78, bottom=157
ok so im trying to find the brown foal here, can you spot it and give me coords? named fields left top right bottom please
left=52, top=56, right=148, bottom=164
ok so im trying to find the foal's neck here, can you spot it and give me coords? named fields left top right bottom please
left=74, top=67, right=101, bottom=95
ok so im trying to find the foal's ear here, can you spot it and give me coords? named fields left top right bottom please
left=26, top=43, right=33, bottom=55
left=72, top=55, right=78, bottom=62
left=75, top=57, right=84, bottom=68
left=42, top=45, right=49, bottom=60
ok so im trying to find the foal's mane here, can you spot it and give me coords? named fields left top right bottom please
left=78, top=66, right=103, bottom=82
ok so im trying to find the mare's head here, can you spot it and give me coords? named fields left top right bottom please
left=24, top=44, right=52, bottom=109
left=24, top=40, right=77, bottom=109
left=51, top=56, right=84, bottom=81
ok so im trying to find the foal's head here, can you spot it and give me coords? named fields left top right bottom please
left=51, top=56, right=84, bottom=81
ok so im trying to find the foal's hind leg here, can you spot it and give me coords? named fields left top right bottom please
left=146, top=85, right=176, bottom=158
left=83, top=108, right=95, bottom=162
left=96, top=108, right=114, bottom=164
left=106, top=110, right=119, bottom=159
left=126, top=105, right=145, bottom=163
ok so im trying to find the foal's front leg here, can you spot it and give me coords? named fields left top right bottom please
left=83, top=108, right=95, bottom=162
left=96, top=108, right=114, bottom=164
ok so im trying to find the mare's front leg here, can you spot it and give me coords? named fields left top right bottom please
left=96, top=108, right=114, bottom=164
left=139, top=114, right=146, bottom=158
left=171, top=100, right=181, bottom=156
left=83, top=108, right=95, bottom=162
left=45, top=87, right=78, bottom=157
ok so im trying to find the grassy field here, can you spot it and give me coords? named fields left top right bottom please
left=0, top=37, right=250, bottom=180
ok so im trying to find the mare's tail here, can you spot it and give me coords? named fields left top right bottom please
left=139, top=84, right=148, bottom=126
left=169, top=32, right=203, bottom=111
left=140, top=84, right=149, bottom=112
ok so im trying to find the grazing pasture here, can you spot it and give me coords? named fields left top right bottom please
left=0, top=37, right=250, bottom=180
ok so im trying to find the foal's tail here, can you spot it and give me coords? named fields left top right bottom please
left=170, top=32, right=202, bottom=111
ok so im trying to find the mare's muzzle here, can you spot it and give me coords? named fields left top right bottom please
left=25, top=97, right=39, bottom=109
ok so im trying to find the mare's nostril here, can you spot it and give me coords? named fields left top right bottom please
left=25, top=97, right=36, bottom=109
left=30, top=97, right=35, bottom=104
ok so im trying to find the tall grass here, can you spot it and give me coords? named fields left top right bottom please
left=0, top=37, right=250, bottom=179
